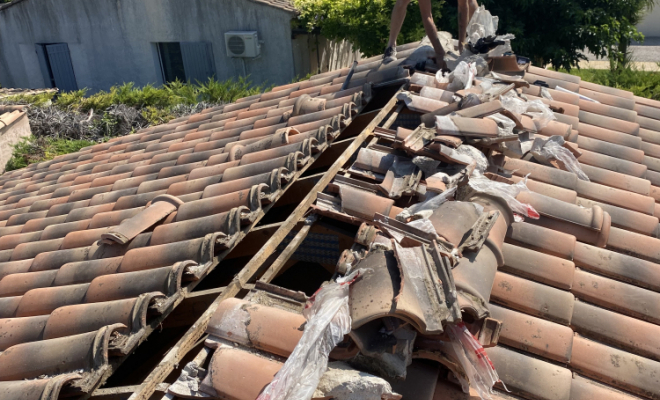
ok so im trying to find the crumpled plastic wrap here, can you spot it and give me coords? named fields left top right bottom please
left=447, top=322, right=504, bottom=400
left=256, top=269, right=365, bottom=400
left=456, top=145, right=488, bottom=174
left=500, top=92, right=556, bottom=129
left=448, top=61, right=478, bottom=91
left=397, top=187, right=458, bottom=221
left=486, top=113, right=516, bottom=136
left=533, top=140, right=590, bottom=181
left=468, top=173, right=539, bottom=219
left=467, top=6, right=498, bottom=45
left=540, top=87, right=553, bottom=100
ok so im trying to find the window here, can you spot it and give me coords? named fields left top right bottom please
left=156, top=42, right=215, bottom=84
left=35, top=43, right=78, bottom=92
left=158, top=43, right=186, bottom=83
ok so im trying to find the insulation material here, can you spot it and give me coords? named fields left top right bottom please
left=256, top=270, right=363, bottom=400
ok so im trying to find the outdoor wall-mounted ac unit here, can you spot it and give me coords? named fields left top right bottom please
left=224, top=31, right=261, bottom=58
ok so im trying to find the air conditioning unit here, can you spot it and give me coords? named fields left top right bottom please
left=225, top=31, right=261, bottom=58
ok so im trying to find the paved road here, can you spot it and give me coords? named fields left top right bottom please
left=585, top=37, right=660, bottom=62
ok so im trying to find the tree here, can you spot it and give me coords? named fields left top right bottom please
left=292, top=0, right=444, bottom=58
left=293, top=0, right=656, bottom=71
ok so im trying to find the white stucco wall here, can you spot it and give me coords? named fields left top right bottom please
left=0, top=0, right=298, bottom=92
left=637, top=5, right=660, bottom=38
left=0, top=112, right=31, bottom=174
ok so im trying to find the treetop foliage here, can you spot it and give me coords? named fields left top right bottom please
left=293, top=0, right=656, bottom=70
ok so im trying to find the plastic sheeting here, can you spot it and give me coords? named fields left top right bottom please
left=500, top=92, right=556, bottom=129
left=533, top=140, right=590, bottom=181
left=456, top=145, right=488, bottom=174
left=446, top=322, right=504, bottom=400
left=486, top=113, right=516, bottom=137
left=256, top=270, right=364, bottom=400
left=448, top=61, right=478, bottom=91
left=468, top=173, right=540, bottom=219
left=467, top=6, right=498, bottom=45
left=397, top=187, right=458, bottom=221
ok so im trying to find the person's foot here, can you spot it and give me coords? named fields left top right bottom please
left=383, top=46, right=397, bottom=63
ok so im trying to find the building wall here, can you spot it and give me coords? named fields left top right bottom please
left=0, top=0, right=297, bottom=92
left=637, top=6, right=660, bottom=38
left=0, top=111, right=31, bottom=174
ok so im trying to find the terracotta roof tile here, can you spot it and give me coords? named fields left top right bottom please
left=0, top=42, right=398, bottom=395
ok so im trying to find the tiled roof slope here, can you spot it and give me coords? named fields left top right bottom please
left=0, top=40, right=438, bottom=400
left=166, top=58, right=660, bottom=400
left=487, top=66, right=660, bottom=400
left=352, top=66, right=660, bottom=400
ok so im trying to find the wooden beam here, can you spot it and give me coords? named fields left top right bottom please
left=127, top=89, right=402, bottom=400
left=85, top=126, right=328, bottom=398
left=91, top=384, right=168, bottom=400
left=258, top=216, right=315, bottom=283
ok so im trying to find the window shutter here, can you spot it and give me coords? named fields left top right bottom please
left=181, top=42, right=216, bottom=84
left=45, top=43, right=78, bottom=92
left=35, top=44, right=53, bottom=88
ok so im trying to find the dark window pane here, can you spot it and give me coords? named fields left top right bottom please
left=158, top=42, right=186, bottom=83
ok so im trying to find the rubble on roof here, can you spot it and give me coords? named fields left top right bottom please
left=0, top=37, right=415, bottom=399
left=4, top=5, right=660, bottom=400
left=170, top=15, right=660, bottom=400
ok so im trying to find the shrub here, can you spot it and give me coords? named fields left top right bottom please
left=5, top=136, right=95, bottom=171
left=1, top=76, right=270, bottom=169
left=565, top=66, right=660, bottom=100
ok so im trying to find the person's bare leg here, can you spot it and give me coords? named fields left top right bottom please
left=384, top=0, right=411, bottom=62
left=458, top=0, right=469, bottom=53
left=418, top=0, right=446, bottom=69
left=387, top=0, right=411, bottom=48
left=468, top=0, right=479, bottom=22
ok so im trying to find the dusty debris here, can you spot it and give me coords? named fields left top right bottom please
left=167, top=362, right=211, bottom=398
left=313, top=362, right=402, bottom=400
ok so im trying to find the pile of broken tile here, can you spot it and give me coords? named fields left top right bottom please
left=177, top=11, right=660, bottom=400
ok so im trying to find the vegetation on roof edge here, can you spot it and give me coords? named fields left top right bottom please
left=2, top=64, right=658, bottom=173
left=1, top=77, right=272, bottom=172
